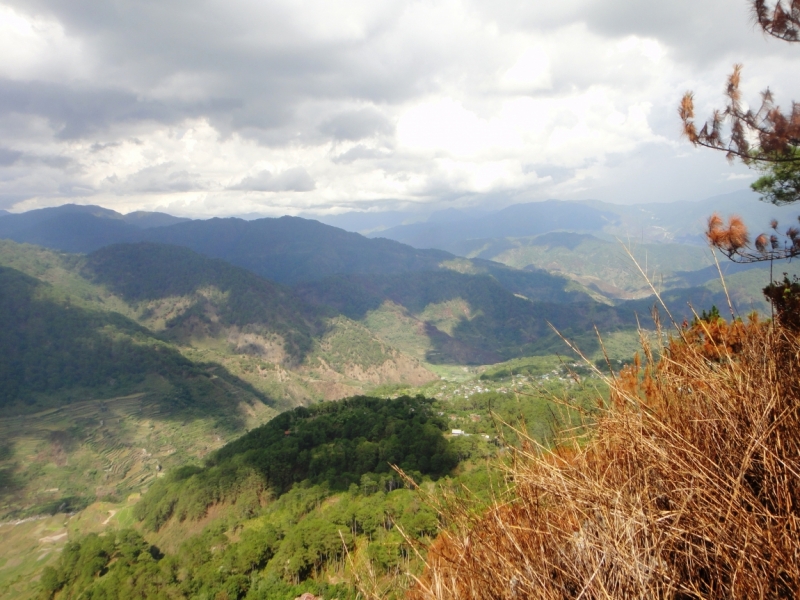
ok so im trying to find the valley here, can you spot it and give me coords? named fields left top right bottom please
left=0, top=198, right=795, bottom=599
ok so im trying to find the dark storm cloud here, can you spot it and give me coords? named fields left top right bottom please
left=0, top=78, right=240, bottom=139
left=1, top=0, right=795, bottom=214
left=114, top=163, right=205, bottom=193
left=230, top=167, right=316, bottom=192
left=318, top=108, right=394, bottom=141
left=3, top=0, right=440, bottom=143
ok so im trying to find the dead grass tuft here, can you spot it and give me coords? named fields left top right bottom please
left=408, top=316, right=800, bottom=599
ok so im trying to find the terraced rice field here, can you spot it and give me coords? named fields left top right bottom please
left=0, top=393, right=261, bottom=521
left=0, top=391, right=277, bottom=599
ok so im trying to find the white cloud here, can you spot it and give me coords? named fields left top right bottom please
left=0, top=5, right=89, bottom=81
left=501, top=46, right=552, bottom=91
left=0, top=0, right=796, bottom=216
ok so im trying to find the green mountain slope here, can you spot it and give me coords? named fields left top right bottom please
left=0, top=241, right=436, bottom=525
left=0, top=265, right=261, bottom=414
left=295, top=271, right=639, bottom=364
left=83, top=243, right=318, bottom=363
left=0, top=240, right=435, bottom=404
left=0, top=261, right=285, bottom=524
left=25, top=371, right=599, bottom=600
left=39, top=396, right=458, bottom=600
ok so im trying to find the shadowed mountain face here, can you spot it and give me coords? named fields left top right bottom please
left=136, top=216, right=454, bottom=284
left=0, top=265, right=266, bottom=414
left=295, top=270, right=638, bottom=364
left=0, top=205, right=455, bottom=284
left=0, top=205, right=190, bottom=253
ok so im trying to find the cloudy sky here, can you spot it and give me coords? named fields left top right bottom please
left=1, top=0, right=798, bottom=217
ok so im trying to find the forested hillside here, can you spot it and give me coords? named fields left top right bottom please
left=38, top=396, right=461, bottom=600
left=296, top=270, right=638, bottom=363
left=84, top=243, right=319, bottom=362
left=0, top=241, right=437, bottom=534
left=0, top=265, right=264, bottom=414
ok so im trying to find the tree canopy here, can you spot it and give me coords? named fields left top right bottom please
left=680, top=1, right=800, bottom=263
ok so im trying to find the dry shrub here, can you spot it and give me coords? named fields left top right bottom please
left=409, top=317, right=800, bottom=599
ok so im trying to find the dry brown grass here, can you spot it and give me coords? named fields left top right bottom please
left=407, top=315, right=800, bottom=599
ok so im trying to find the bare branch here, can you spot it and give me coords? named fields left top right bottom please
left=680, top=65, right=800, bottom=164
left=753, top=0, right=800, bottom=42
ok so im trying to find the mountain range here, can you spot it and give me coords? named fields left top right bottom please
left=0, top=197, right=794, bottom=599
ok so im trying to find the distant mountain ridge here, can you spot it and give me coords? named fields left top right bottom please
left=0, top=204, right=191, bottom=253
left=373, top=200, right=620, bottom=250
left=368, top=190, right=800, bottom=252
left=135, top=216, right=454, bottom=284
left=0, top=204, right=456, bottom=284
left=0, top=203, right=188, bottom=233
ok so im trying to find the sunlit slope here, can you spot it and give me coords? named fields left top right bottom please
left=37, top=396, right=460, bottom=600
left=295, top=271, right=640, bottom=364
left=0, top=240, right=435, bottom=405
left=456, top=233, right=712, bottom=298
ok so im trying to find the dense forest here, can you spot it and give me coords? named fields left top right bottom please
left=39, top=396, right=462, bottom=600
left=0, top=265, right=265, bottom=412
left=84, top=243, right=318, bottom=361
left=134, top=395, right=457, bottom=531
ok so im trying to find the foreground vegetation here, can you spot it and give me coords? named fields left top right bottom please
left=35, top=396, right=482, bottom=600
left=410, top=313, right=800, bottom=599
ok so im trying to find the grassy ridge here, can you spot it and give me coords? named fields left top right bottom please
left=413, top=316, right=800, bottom=599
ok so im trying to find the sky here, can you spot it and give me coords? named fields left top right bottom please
left=1, top=0, right=799, bottom=218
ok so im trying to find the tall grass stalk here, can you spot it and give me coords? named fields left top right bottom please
left=407, top=310, right=800, bottom=599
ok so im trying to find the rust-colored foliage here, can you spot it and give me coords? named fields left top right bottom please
left=679, top=3, right=800, bottom=163
left=706, top=212, right=750, bottom=255
left=409, top=319, right=800, bottom=599
left=706, top=213, right=800, bottom=262
left=754, top=0, right=800, bottom=42
left=680, top=65, right=800, bottom=163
